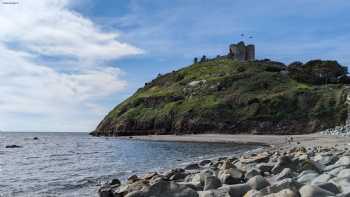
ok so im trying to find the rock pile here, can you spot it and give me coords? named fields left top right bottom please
left=320, top=124, right=350, bottom=136
left=98, top=145, right=350, bottom=197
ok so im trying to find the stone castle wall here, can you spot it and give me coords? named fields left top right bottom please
left=229, top=41, right=255, bottom=61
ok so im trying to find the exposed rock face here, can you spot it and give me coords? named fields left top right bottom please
left=91, top=58, right=348, bottom=137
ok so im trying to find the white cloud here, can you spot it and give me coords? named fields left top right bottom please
left=0, top=0, right=142, bottom=131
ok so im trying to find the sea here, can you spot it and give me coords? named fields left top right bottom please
left=0, top=132, right=258, bottom=197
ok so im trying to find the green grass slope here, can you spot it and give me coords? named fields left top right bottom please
left=92, top=58, right=348, bottom=136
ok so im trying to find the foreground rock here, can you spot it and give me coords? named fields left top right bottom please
left=98, top=145, right=350, bottom=197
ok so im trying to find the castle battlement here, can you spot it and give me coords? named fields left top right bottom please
left=229, top=41, right=255, bottom=61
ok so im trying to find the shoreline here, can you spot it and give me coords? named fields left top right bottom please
left=123, top=133, right=350, bottom=149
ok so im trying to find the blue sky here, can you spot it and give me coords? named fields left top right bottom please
left=1, top=0, right=350, bottom=131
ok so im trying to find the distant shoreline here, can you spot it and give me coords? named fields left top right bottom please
left=123, top=133, right=350, bottom=149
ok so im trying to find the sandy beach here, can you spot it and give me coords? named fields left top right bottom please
left=128, top=133, right=350, bottom=149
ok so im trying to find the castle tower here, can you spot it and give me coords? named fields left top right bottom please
left=229, top=41, right=255, bottom=61
left=246, top=44, right=255, bottom=61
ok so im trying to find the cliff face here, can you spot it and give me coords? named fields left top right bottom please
left=91, top=58, right=348, bottom=136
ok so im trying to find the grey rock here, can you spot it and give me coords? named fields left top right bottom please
left=111, top=179, right=121, bottom=186
left=275, top=168, right=295, bottom=181
left=243, top=189, right=263, bottom=197
left=264, top=189, right=299, bottom=197
left=185, top=173, right=201, bottom=183
left=256, top=163, right=274, bottom=173
left=98, top=186, right=114, bottom=197
left=327, top=166, right=346, bottom=176
left=198, top=184, right=251, bottom=197
left=223, top=184, right=252, bottom=197
left=337, top=169, right=350, bottom=179
left=311, top=173, right=333, bottom=185
left=299, top=184, right=335, bottom=197
left=218, top=168, right=243, bottom=185
left=260, top=178, right=303, bottom=195
left=199, top=160, right=212, bottom=166
left=297, top=170, right=319, bottom=184
left=127, top=175, right=139, bottom=184
left=200, top=170, right=215, bottom=185
left=124, top=191, right=147, bottom=197
left=316, top=182, right=340, bottom=195
left=145, top=179, right=199, bottom=197
left=324, top=156, right=350, bottom=171
left=203, top=176, right=222, bottom=191
left=197, top=190, right=226, bottom=197
left=115, top=180, right=149, bottom=196
left=247, top=175, right=270, bottom=190
left=331, top=176, right=350, bottom=194
left=271, top=156, right=295, bottom=174
left=220, top=160, right=235, bottom=170
left=179, top=182, right=203, bottom=191
left=245, top=168, right=261, bottom=180
left=313, top=153, right=338, bottom=166
left=185, top=163, right=201, bottom=170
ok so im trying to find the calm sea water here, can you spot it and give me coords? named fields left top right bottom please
left=0, top=132, right=258, bottom=197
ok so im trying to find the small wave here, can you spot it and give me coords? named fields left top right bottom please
left=50, top=153, right=74, bottom=157
left=76, top=151, right=99, bottom=155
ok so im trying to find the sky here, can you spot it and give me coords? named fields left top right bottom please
left=1, top=0, right=350, bottom=132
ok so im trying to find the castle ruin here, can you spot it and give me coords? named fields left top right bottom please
left=229, top=41, right=255, bottom=61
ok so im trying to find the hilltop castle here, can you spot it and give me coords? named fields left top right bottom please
left=229, top=41, right=255, bottom=61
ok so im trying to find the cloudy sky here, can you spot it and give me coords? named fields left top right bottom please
left=1, top=0, right=350, bottom=132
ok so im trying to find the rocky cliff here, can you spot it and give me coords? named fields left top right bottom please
left=91, top=58, right=349, bottom=136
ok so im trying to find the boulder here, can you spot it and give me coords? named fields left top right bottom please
left=336, top=169, right=350, bottom=179
left=218, top=168, right=243, bottom=185
left=185, top=173, right=201, bottom=183
left=316, top=182, right=340, bottom=194
left=264, top=189, right=299, bottom=197
left=199, top=170, right=215, bottom=185
left=220, top=160, right=235, bottom=170
left=127, top=175, right=139, bottom=184
left=240, top=153, right=270, bottom=164
left=256, top=163, right=274, bottom=173
left=124, top=191, right=147, bottom=197
left=109, top=179, right=120, bottom=186
left=243, top=189, right=263, bottom=197
left=298, top=159, right=322, bottom=173
left=199, top=160, right=212, bottom=166
left=274, top=168, right=295, bottom=181
left=271, top=156, right=296, bottom=174
left=179, top=182, right=203, bottom=191
left=185, top=163, right=201, bottom=170
left=313, top=153, right=338, bottom=166
left=310, top=173, right=333, bottom=185
left=324, top=156, right=350, bottom=171
left=114, top=180, right=149, bottom=196
left=203, top=176, right=222, bottom=190
left=260, top=178, right=302, bottom=195
left=145, top=179, right=199, bottom=197
left=247, top=175, right=270, bottom=191
left=297, top=170, right=319, bottom=184
left=299, top=184, right=335, bottom=197
left=225, top=184, right=252, bottom=197
left=331, top=176, right=350, bottom=194
left=142, top=172, right=158, bottom=180
left=197, top=190, right=226, bottom=197
left=165, top=168, right=188, bottom=181
left=245, top=168, right=261, bottom=180
left=98, top=186, right=114, bottom=197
